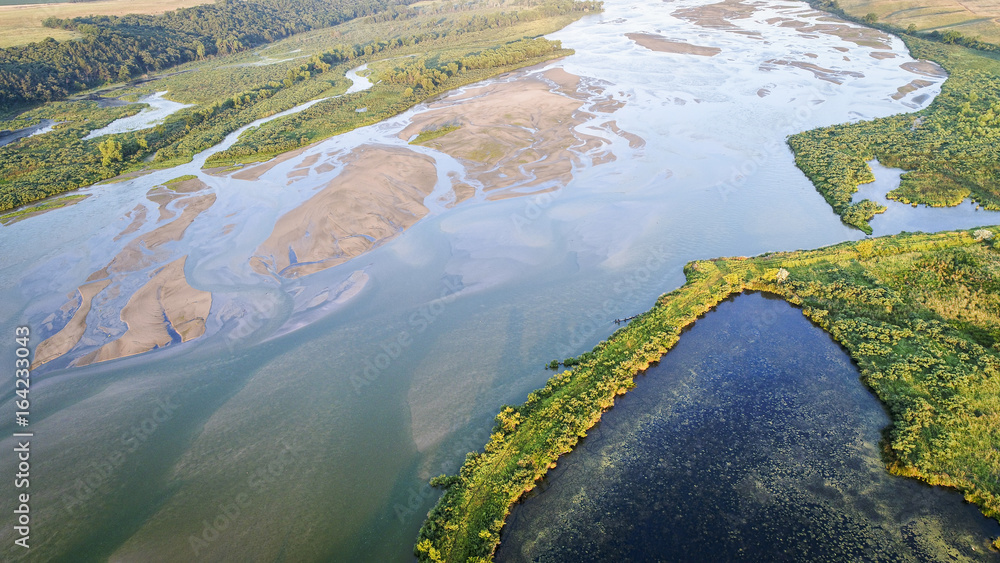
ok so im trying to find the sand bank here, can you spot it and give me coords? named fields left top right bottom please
left=901, top=61, right=948, bottom=78
left=251, top=145, right=438, bottom=278
left=626, top=32, right=722, bottom=56
left=674, top=0, right=760, bottom=32
left=108, top=193, right=216, bottom=274
left=232, top=145, right=312, bottom=181
left=33, top=279, right=112, bottom=367
left=892, top=79, right=934, bottom=100
left=77, top=257, right=211, bottom=366
left=399, top=69, right=631, bottom=200
left=763, top=59, right=864, bottom=84
left=764, top=15, right=893, bottom=49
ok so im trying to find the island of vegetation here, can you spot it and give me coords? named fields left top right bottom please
left=415, top=225, right=1000, bottom=561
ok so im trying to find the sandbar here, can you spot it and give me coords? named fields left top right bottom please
left=251, top=145, right=438, bottom=278
left=77, top=256, right=211, bottom=366
left=627, top=32, right=722, bottom=56
left=33, top=279, right=112, bottom=367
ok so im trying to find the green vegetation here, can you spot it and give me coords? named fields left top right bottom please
left=0, top=0, right=600, bottom=213
left=832, top=0, right=1000, bottom=46
left=210, top=32, right=585, bottom=165
left=789, top=37, right=1000, bottom=233
left=0, top=194, right=88, bottom=225
left=164, top=174, right=197, bottom=185
left=0, top=0, right=414, bottom=107
left=410, top=124, right=461, bottom=145
left=416, top=226, right=1000, bottom=561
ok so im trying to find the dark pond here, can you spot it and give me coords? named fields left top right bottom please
left=497, top=293, right=1000, bottom=562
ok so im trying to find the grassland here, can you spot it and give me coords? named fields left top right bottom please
left=788, top=37, right=1000, bottom=233
left=415, top=226, right=1000, bottom=561
left=0, top=0, right=209, bottom=47
left=837, top=0, right=1000, bottom=44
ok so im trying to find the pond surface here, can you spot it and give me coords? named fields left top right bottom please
left=497, top=293, right=1000, bottom=562
left=0, top=0, right=998, bottom=561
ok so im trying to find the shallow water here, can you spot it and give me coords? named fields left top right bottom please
left=1, top=0, right=998, bottom=561
left=83, top=92, right=192, bottom=140
left=496, top=293, right=1000, bottom=562
left=0, top=119, right=56, bottom=147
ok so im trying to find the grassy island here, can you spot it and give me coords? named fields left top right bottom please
left=416, top=226, right=1000, bottom=561
left=788, top=37, right=1000, bottom=234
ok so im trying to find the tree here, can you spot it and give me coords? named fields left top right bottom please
left=98, top=139, right=123, bottom=167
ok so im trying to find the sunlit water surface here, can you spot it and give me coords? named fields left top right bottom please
left=1, top=0, right=998, bottom=560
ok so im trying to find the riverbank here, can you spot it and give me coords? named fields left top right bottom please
left=789, top=35, right=1000, bottom=234
left=416, top=226, right=1000, bottom=561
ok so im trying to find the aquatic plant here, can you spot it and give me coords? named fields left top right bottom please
left=416, top=226, right=1000, bottom=561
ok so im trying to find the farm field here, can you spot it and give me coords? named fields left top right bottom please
left=839, top=0, right=1000, bottom=44
left=0, top=0, right=209, bottom=47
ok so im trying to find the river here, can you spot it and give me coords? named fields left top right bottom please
left=0, top=0, right=998, bottom=560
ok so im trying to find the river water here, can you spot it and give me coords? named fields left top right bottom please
left=0, top=0, right=998, bottom=561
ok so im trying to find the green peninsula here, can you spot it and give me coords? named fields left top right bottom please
left=416, top=225, right=1000, bottom=562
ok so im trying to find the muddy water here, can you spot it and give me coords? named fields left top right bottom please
left=0, top=0, right=998, bottom=561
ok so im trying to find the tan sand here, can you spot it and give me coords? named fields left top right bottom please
left=870, top=51, right=897, bottom=60
left=901, top=61, right=948, bottom=78
left=399, top=71, right=631, bottom=199
left=77, top=257, right=211, bottom=366
left=250, top=146, right=438, bottom=278
left=232, top=145, right=311, bottom=181
left=767, top=16, right=893, bottom=49
left=674, top=0, right=760, bottom=30
left=602, top=121, right=645, bottom=149
left=108, top=194, right=216, bottom=274
left=114, top=205, right=148, bottom=242
left=627, top=32, right=722, bottom=56
left=295, top=153, right=321, bottom=170
left=167, top=177, right=208, bottom=194
left=33, top=279, right=112, bottom=367
left=892, top=79, right=934, bottom=100
left=763, top=59, right=865, bottom=84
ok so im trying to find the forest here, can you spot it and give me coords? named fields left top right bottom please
left=0, top=0, right=417, bottom=108
left=415, top=226, right=1000, bottom=562
left=0, top=0, right=599, bottom=213
left=789, top=37, right=1000, bottom=233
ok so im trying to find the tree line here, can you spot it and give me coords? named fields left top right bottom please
left=0, top=0, right=416, bottom=108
